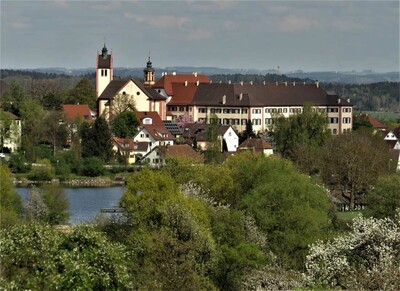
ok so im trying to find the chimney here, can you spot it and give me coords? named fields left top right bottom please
left=347, top=98, right=351, bottom=103
left=293, top=82, right=296, bottom=86
left=196, top=80, right=199, bottom=86
left=303, top=82, right=306, bottom=85
left=250, top=81, right=253, bottom=85
left=240, top=81, right=243, bottom=86
left=228, top=80, right=231, bottom=84
left=239, top=93, right=243, bottom=100
left=284, top=82, right=288, bottom=86
left=194, top=72, right=198, bottom=77
left=209, top=80, right=213, bottom=84
left=184, top=80, right=188, bottom=86
left=222, top=95, right=226, bottom=104
left=315, top=80, right=319, bottom=88
left=276, top=81, right=278, bottom=86
left=172, top=72, right=176, bottom=75
left=263, top=81, right=266, bottom=85
left=219, top=80, right=222, bottom=84
left=161, top=72, right=165, bottom=77
left=337, top=98, right=341, bottom=104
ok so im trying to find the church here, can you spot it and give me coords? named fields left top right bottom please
left=96, top=44, right=167, bottom=121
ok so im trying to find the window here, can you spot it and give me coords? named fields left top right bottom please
left=343, top=117, right=351, bottom=124
left=328, top=107, right=339, bottom=113
left=343, top=107, right=352, bottom=113
left=252, top=108, right=261, bottom=114
left=105, top=70, right=107, bottom=77
left=198, top=108, right=207, bottom=113
left=241, top=119, right=247, bottom=125
left=329, top=117, right=339, bottom=124
left=283, top=108, right=288, bottom=113
left=179, top=106, right=184, bottom=112
left=242, top=108, right=248, bottom=114
left=332, top=129, right=338, bottom=135
left=252, top=119, right=261, bottom=125
left=136, top=91, right=140, bottom=95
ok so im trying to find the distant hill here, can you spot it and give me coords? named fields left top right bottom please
left=4, top=67, right=398, bottom=84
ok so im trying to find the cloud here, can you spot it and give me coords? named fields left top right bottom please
left=278, top=15, right=316, bottom=32
left=186, top=0, right=235, bottom=12
left=331, top=20, right=364, bottom=31
left=124, top=13, right=191, bottom=29
left=179, top=28, right=214, bottom=41
left=223, top=20, right=235, bottom=31
left=8, top=20, right=29, bottom=29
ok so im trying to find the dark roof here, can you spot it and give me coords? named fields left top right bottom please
left=1, top=111, right=20, bottom=120
left=191, top=83, right=352, bottom=107
left=239, top=138, right=273, bottom=151
left=181, top=123, right=233, bottom=141
left=386, top=140, right=398, bottom=149
left=112, top=137, right=149, bottom=152
left=163, top=121, right=182, bottom=135
left=160, top=144, right=204, bottom=163
left=98, top=79, right=166, bottom=101
left=97, top=49, right=112, bottom=69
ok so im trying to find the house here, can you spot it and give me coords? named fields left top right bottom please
left=112, top=137, right=149, bottom=164
left=142, top=144, right=204, bottom=167
left=133, top=111, right=175, bottom=152
left=95, top=44, right=167, bottom=121
left=182, top=123, right=239, bottom=152
left=238, top=138, right=274, bottom=156
left=63, top=104, right=95, bottom=122
left=389, top=149, right=400, bottom=172
left=356, top=113, right=388, bottom=132
left=169, top=82, right=353, bottom=135
left=384, top=127, right=400, bottom=141
left=163, top=120, right=182, bottom=138
left=0, top=111, right=22, bottom=153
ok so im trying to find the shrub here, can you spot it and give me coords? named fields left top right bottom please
left=80, top=157, right=105, bottom=177
left=28, top=159, right=55, bottom=181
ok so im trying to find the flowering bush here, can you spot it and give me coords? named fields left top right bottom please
left=305, top=209, right=400, bottom=290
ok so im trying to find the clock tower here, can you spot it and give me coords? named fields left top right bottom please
left=96, top=43, right=113, bottom=98
left=143, top=56, right=155, bottom=86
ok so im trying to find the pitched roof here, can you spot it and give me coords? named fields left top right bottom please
left=98, top=79, right=166, bottom=101
left=191, top=83, right=352, bottom=107
left=135, top=111, right=164, bottom=126
left=0, top=111, right=20, bottom=120
left=153, top=73, right=209, bottom=96
left=112, top=137, right=149, bottom=152
left=239, top=138, right=273, bottom=151
left=62, top=104, right=93, bottom=122
left=160, top=144, right=204, bottom=163
left=181, top=123, right=233, bottom=141
left=163, top=120, right=182, bottom=135
left=357, top=113, right=387, bottom=130
left=169, top=82, right=199, bottom=105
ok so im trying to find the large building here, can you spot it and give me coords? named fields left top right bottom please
left=95, top=44, right=353, bottom=135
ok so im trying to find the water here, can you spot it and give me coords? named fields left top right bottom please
left=15, top=187, right=124, bottom=224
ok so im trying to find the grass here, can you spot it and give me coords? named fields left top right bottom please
left=336, top=211, right=361, bottom=222
left=363, top=111, right=400, bottom=122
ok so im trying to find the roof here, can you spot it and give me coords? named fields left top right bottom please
left=181, top=123, right=234, bottom=141
left=62, top=104, right=93, bottom=122
left=169, top=82, right=199, bottom=105
left=153, top=73, right=209, bottom=96
left=98, top=79, right=166, bottom=101
left=0, top=111, right=20, bottom=120
left=160, top=144, right=204, bottom=163
left=191, top=83, right=352, bottom=107
left=163, top=120, right=182, bottom=135
left=135, top=111, right=164, bottom=126
left=239, top=138, right=273, bottom=151
left=357, top=113, right=387, bottom=130
left=112, top=137, right=149, bottom=152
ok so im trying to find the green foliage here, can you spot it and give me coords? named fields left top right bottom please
left=364, top=175, right=400, bottom=219
left=273, top=104, right=330, bottom=161
left=0, top=164, right=22, bottom=227
left=0, top=81, right=26, bottom=116
left=8, top=152, right=31, bottom=173
left=65, top=77, right=97, bottom=110
left=0, top=223, right=130, bottom=290
left=41, top=184, right=70, bottom=224
left=80, top=118, right=113, bottom=162
left=80, top=157, right=105, bottom=177
left=352, top=113, right=373, bottom=131
left=205, top=113, right=221, bottom=163
left=111, top=110, right=139, bottom=138
left=28, top=159, right=55, bottom=181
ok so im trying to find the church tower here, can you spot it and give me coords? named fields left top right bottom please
left=96, top=43, right=113, bottom=98
left=143, top=56, right=155, bottom=86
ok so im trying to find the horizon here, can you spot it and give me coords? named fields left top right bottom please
left=1, top=1, right=399, bottom=72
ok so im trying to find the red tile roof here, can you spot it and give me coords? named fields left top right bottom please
left=135, top=111, right=164, bottom=126
left=357, top=113, right=387, bottom=130
left=169, top=83, right=199, bottom=105
left=239, top=138, right=273, bottom=152
left=153, top=74, right=209, bottom=96
left=63, top=104, right=93, bottom=122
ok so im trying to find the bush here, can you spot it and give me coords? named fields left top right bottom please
left=28, top=159, right=55, bottom=181
left=8, top=152, right=31, bottom=173
left=80, top=157, right=105, bottom=177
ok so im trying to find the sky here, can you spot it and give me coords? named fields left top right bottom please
left=1, top=0, right=399, bottom=72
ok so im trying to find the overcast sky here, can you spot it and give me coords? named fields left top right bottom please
left=1, top=0, right=399, bottom=72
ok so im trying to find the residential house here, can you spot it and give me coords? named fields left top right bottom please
left=62, top=104, right=95, bottom=143
left=384, top=126, right=400, bottom=150
left=133, top=111, right=175, bottom=152
left=112, top=137, right=149, bottom=164
left=182, top=123, right=239, bottom=152
left=238, top=138, right=274, bottom=156
left=0, top=111, right=21, bottom=152
left=356, top=113, right=388, bottom=132
left=142, top=144, right=204, bottom=167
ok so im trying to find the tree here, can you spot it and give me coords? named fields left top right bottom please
left=306, top=211, right=400, bottom=290
left=80, top=157, right=105, bottom=177
left=0, top=223, right=130, bottom=290
left=80, top=117, right=113, bottom=162
left=0, top=164, right=22, bottom=227
left=109, top=93, right=136, bottom=119
left=364, top=175, right=400, bottom=219
left=0, top=81, right=26, bottom=116
left=27, top=159, right=55, bottom=181
left=43, top=110, right=68, bottom=156
left=41, top=184, right=70, bottom=224
left=240, top=119, right=256, bottom=143
left=65, top=77, right=97, bottom=110
left=204, top=113, right=221, bottom=163
left=319, top=130, right=390, bottom=210
left=273, top=104, right=330, bottom=162
left=111, top=110, right=139, bottom=138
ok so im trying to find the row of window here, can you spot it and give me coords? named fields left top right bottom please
left=100, top=69, right=108, bottom=77
left=192, top=106, right=350, bottom=115
left=168, top=106, right=192, bottom=112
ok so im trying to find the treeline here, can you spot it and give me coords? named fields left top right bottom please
left=209, top=73, right=312, bottom=84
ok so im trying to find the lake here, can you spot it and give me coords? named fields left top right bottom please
left=15, top=186, right=125, bottom=224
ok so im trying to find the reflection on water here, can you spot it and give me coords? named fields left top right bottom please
left=15, top=187, right=124, bottom=224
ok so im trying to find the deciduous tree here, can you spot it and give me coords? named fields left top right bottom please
left=111, top=110, right=139, bottom=138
